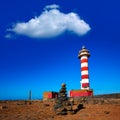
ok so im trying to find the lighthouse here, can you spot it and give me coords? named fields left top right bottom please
left=69, top=46, right=93, bottom=97
left=78, top=46, right=90, bottom=90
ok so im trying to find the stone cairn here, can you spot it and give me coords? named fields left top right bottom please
left=54, top=83, right=85, bottom=115
left=54, top=83, right=73, bottom=115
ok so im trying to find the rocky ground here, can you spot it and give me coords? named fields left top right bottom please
left=0, top=97, right=120, bottom=120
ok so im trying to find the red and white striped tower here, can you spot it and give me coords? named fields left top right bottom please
left=78, top=46, right=90, bottom=90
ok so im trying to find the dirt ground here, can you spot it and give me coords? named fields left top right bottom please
left=0, top=99, right=120, bottom=120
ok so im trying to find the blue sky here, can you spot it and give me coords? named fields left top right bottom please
left=0, top=0, right=120, bottom=100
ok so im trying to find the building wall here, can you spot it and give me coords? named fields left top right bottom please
left=69, top=89, right=93, bottom=97
left=43, top=91, right=58, bottom=100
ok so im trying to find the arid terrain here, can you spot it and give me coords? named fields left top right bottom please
left=0, top=95, right=120, bottom=120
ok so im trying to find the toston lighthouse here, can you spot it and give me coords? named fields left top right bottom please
left=78, top=46, right=90, bottom=90
left=69, top=46, right=93, bottom=97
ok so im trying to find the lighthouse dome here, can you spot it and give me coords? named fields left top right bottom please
left=78, top=46, right=90, bottom=58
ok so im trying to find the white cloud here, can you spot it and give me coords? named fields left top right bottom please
left=7, top=4, right=91, bottom=38
left=45, top=4, right=59, bottom=10
left=5, top=33, right=15, bottom=39
left=5, top=33, right=12, bottom=38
